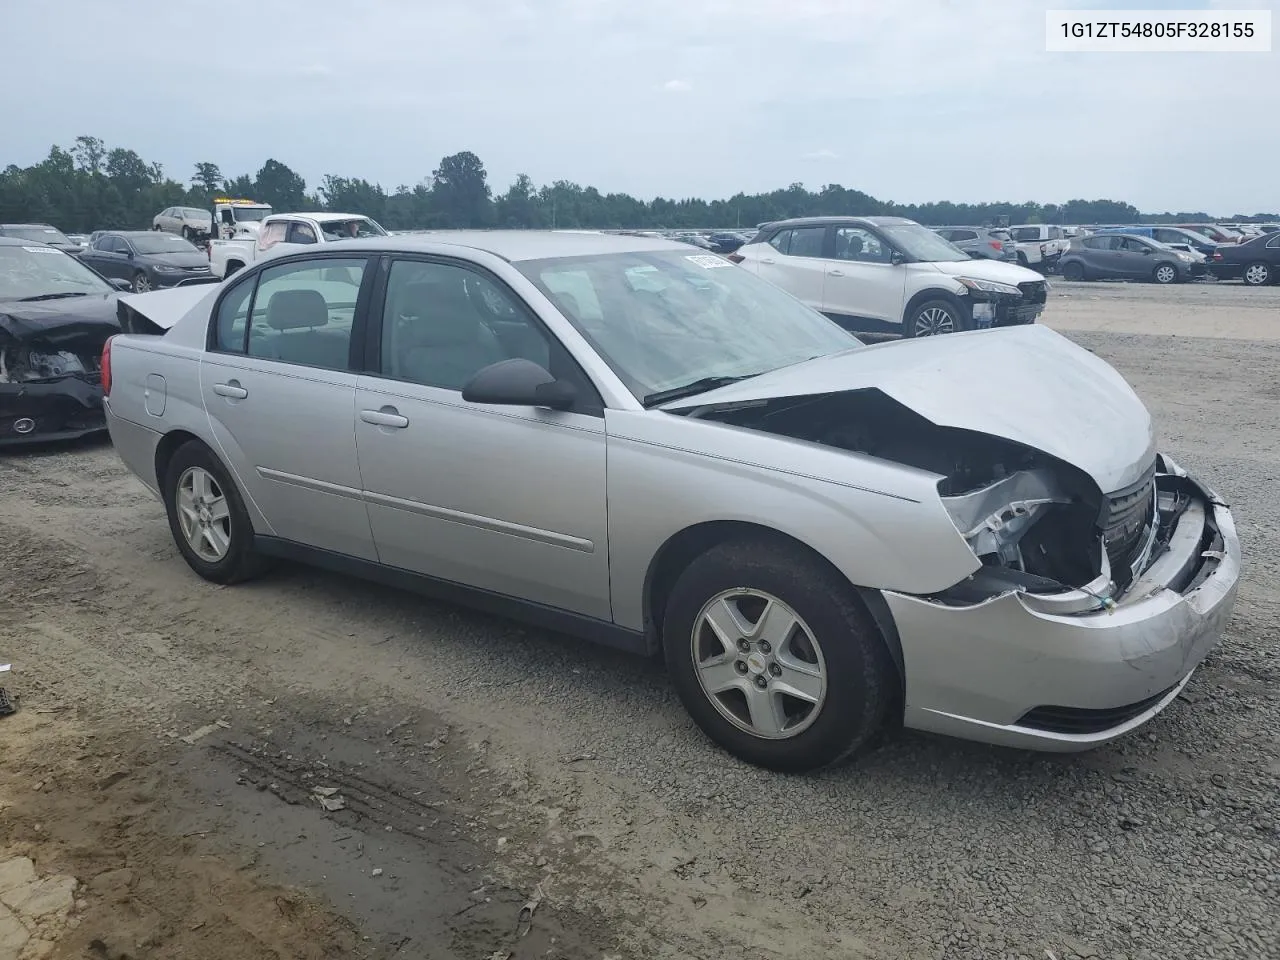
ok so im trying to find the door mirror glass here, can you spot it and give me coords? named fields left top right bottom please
left=461, top=358, right=577, bottom=411
left=889, top=249, right=906, bottom=265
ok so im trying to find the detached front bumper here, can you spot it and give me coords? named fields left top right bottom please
left=886, top=461, right=1240, bottom=751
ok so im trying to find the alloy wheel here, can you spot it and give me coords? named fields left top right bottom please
left=1155, top=264, right=1177, bottom=284
left=1244, top=263, right=1270, bottom=286
left=175, top=466, right=232, bottom=563
left=132, top=272, right=151, bottom=293
left=690, top=589, right=827, bottom=740
left=913, top=305, right=955, bottom=336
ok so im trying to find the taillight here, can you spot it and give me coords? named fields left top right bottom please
left=1211, top=252, right=1223, bottom=261
left=727, top=253, right=745, bottom=264
left=101, top=336, right=114, bottom=396
left=989, top=241, right=1003, bottom=251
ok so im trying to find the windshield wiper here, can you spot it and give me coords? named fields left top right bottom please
left=642, top=375, right=755, bottom=408
left=16, top=291, right=91, bottom=302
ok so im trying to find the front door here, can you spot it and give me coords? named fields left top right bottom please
left=354, top=257, right=611, bottom=620
left=200, top=255, right=377, bottom=560
left=821, top=225, right=906, bottom=332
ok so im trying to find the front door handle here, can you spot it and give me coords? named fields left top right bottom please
left=213, top=380, right=248, bottom=399
left=360, top=406, right=409, bottom=428
left=828, top=269, right=845, bottom=277
left=759, top=257, right=775, bottom=264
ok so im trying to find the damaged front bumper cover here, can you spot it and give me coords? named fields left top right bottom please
left=0, top=377, right=106, bottom=445
left=885, top=457, right=1240, bottom=751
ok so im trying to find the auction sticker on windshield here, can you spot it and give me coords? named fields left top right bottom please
left=685, top=254, right=732, bottom=269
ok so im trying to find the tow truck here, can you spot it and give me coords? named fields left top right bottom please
left=211, top=197, right=273, bottom=241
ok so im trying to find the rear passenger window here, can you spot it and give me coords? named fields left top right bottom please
left=787, top=227, right=826, bottom=258
left=241, top=259, right=366, bottom=370
left=768, top=230, right=792, bottom=254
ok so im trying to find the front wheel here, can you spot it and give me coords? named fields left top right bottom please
left=1062, top=260, right=1086, bottom=281
left=131, top=271, right=151, bottom=293
left=905, top=298, right=967, bottom=337
left=1243, top=261, right=1272, bottom=286
left=1153, top=262, right=1179, bottom=285
left=663, top=538, right=895, bottom=772
left=162, top=440, right=269, bottom=585
left=182, top=226, right=195, bottom=241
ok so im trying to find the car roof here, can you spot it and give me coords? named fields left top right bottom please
left=0, top=223, right=59, bottom=229
left=0, top=235, right=46, bottom=247
left=757, top=216, right=917, bottom=231
left=273, top=211, right=376, bottom=224
left=285, top=230, right=688, bottom=262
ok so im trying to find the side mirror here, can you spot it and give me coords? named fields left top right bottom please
left=1140, top=246, right=1153, bottom=255
left=889, top=250, right=906, bottom=265
left=461, top=358, right=577, bottom=411
left=110, top=278, right=133, bottom=291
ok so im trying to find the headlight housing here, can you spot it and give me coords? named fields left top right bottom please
left=955, top=277, right=1022, bottom=297
left=1176, top=252, right=1196, bottom=262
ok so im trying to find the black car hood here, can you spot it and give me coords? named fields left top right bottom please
left=144, top=251, right=211, bottom=268
left=0, top=293, right=122, bottom=344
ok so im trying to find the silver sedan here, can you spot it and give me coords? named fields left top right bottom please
left=101, top=232, right=1240, bottom=772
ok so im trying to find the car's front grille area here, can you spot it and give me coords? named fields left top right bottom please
left=1103, top=460, right=1157, bottom=574
left=1018, top=280, right=1048, bottom=305
left=1017, top=683, right=1179, bottom=734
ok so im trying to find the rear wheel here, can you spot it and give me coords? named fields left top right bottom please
left=1243, top=261, right=1272, bottom=286
left=1062, top=260, right=1086, bottom=281
left=162, top=441, right=269, bottom=585
left=1152, top=262, right=1179, bottom=285
left=662, top=538, right=895, bottom=772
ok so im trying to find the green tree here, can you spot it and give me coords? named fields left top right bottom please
left=192, top=162, right=223, bottom=194
left=253, top=159, right=306, bottom=211
left=430, top=151, right=491, bottom=227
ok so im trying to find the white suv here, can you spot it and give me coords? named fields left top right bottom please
left=732, top=216, right=1049, bottom=337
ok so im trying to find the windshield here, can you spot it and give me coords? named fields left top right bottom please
left=130, top=234, right=200, bottom=255
left=230, top=207, right=270, bottom=222
left=0, top=244, right=112, bottom=300
left=4, top=225, right=74, bottom=246
left=320, top=218, right=388, bottom=240
left=516, top=250, right=860, bottom=401
left=880, top=223, right=969, bottom=262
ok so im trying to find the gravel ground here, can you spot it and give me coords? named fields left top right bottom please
left=1, top=279, right=1277, bottom=960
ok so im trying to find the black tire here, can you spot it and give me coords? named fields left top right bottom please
left=662, top=538, right=895, bottom=773
left=1062, top=260, right=1086, bottom=282
left=904, top=297, right=970, bottom=338
left=1242, top=261, right=1272, bottom=286
left=1016, top=252, right=1029, bottom=268
left=162, top=440, right=269, bottom=585
left=1152, top=262, right=1179, bottom=285
left=182, top=225, right=195, bottom=241
left=131, top=271, right=151, bottom=293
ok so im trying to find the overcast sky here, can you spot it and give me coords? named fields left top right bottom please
left=4, top=0, right=1277, bottom=212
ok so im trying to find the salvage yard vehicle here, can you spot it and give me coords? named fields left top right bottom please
left=1009, top=224, right=1068, bottom=272
left=932, top=226, right=1017, bottom=262
left=208, top=212, right=389, bottom=279
left=153, top=206, right=214, bottom=241
left=1059, top=234, right=1206, bottom=284
left=0, top=237, right=129, bottom=444
left=101, top=232, right=1240, bottom=773
left=78, top=231, right=216, bottom=292
left=211, top=197, right=273, bottom=240
left=0, top=223, right=84, bottom=256
left=732, top=216, right=1047, bottom=337
left=1206, top=230, right=1280, bottom=285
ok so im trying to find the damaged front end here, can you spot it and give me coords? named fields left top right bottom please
left=0, top=325, right=114, bottom=445
left=686, top=387, right=1241, bottom=749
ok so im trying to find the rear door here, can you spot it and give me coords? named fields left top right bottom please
left=90, top=236, right=131, bottom=281
left=821, top=225, right=905, bottom=332
left=200, top=254, right=378, bottom=559
left=752, top=226, right=828, bottom=310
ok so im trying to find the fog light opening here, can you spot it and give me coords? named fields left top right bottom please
left=13, top=418, right=35, bottom=435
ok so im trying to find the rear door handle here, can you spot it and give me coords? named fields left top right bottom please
left=213, top=381, right=248, bottom=399
left=360, top=407, right=409, bottom=428
left=828, top=269, right=845, bottom=277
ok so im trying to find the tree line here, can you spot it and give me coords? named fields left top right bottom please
left=1, top=135, right=1274, bottom=235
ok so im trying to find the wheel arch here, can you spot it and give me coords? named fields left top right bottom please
left=154, top=429, right=207, bottom=491
left=902, top=287, right=969, bottom=330
left=642, top=520, right=906, bottom=692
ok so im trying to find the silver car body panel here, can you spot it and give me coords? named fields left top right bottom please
left=104, top=233, right=1241, bottom=754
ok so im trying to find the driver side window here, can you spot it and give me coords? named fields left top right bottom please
left=379, top=260, right=553, bottom=392
left=832, top=226, right=888, bottom=263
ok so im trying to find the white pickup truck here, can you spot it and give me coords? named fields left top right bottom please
left=1008, top=225, right=1069, bottom=273
left=207, top=212, right=389, bottom=278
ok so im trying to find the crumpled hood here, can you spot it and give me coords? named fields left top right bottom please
left=664, top=324, right=1156, bottom=494
left=0, top=293, right=121, bottom=343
